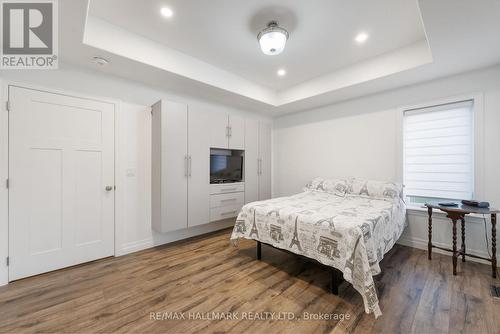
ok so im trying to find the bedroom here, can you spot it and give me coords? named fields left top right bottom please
left=0, top=0, right=499, bottom=333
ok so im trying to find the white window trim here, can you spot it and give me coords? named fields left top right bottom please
left=396, top=92, right=485, bottom=212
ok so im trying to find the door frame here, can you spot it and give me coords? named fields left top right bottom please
left=0, top=80, right=119, bottom=285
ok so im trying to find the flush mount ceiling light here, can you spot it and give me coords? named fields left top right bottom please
left=257, top=21, right=289, bottom=56
left=277, top=69, right=286, bottom=76
left=160, top=6, right=174, bottom=18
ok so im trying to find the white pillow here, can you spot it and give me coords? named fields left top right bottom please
left=304, top=177, right=348, bottom=197
left=347, top=178, right=403, bottom=200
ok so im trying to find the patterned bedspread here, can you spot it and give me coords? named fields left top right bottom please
left=230, top=190, right=407, bottom=318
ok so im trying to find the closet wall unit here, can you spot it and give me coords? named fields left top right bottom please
left=244, top=119, right=272, bottom=204
left=151, top=100, right=271, bottom=233
left=209, top=112, right=245, bottom=150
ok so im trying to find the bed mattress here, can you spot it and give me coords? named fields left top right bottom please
left=230, top=190, right=407, bottom=318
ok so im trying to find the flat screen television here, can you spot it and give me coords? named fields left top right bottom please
left=210, top=155, right=243, bottom=183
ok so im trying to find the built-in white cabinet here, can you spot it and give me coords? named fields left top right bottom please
left=152, top=99, right=271, bottom=232
left=258, top=122, right=272, bottom=200
left=187, top=108, right=211, bottom=227
left=245, top=120, right=272, bottom=203
left=228, top=115, right=245, bottom=150
left=244, top=120, right=259, bottom=203
left=210, top=113, right=245, bottom=149
left=152, top=100, right=210, bottom=233
left=152, top=100, right=188, bottom=233
left=210, top=183, right=245, bottom=222
left=210, top=112, right=229, bottom=149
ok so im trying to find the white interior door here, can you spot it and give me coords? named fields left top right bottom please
left=259, top=122, right=272, bottom=200
left=228, top=115, right=245, bottom=150
left=244, top=119, right=259, bottom=203
left=187, top=107, right=210, bottom=227
left=8, top=86, right=115, bottom=281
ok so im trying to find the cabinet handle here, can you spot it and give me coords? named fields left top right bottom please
left=184, top=156, right=188, bottom=177
left=221, top=210, right=237, bottom=216
left=226, top=126, right=229, bottom=138
left=188, top=156, right=192, bottom=177
left=229, top=126, right=232, bottom=137
left=221, top=198, right=237, bottom=203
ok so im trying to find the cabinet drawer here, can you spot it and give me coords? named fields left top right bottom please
left=210, top=182, right=245, bottom=194
left=210, top=204, right=242, bottom=222
left=210, top=192, right=244, bottom=208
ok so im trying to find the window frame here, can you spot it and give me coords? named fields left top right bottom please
left=396, top=93, right=485, bottom=210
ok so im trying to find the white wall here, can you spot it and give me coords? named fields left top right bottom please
left=274, top=64, right=500, bottom=263
left=0, top=81, right=7, bottom=286
left=0, top=63, right=271, bottom=285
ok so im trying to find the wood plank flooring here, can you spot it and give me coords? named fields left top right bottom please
left=0, top=228, right=499, bottom=334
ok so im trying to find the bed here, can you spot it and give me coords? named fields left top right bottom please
left=230, top=177, right=407, bottom=318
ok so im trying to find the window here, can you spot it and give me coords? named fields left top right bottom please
left=403, top=100, right=474, bottom=205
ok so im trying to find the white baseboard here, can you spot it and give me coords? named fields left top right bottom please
left=116, top=219, right=234, bottom=257
left=0, top=273, right=7, bottom=287
left=117, top=238, right=155, bottom=256
left=397, top=236, right=492, bottom=265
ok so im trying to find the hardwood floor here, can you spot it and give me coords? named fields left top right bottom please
left=0, top=228, right=499, bottom=334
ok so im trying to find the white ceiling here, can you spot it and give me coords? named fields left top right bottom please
left=53, top=0, right=500, bottom=115
left=88, top=0, right=426, bottom=91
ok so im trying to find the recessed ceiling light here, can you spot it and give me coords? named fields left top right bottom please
left=277, top=69, right=286, bottom=77
left=92, top=56, right=109, bottom=66
left=355, top=32, right=369, bottom=44
left=160, top=7, right=174, bottom=18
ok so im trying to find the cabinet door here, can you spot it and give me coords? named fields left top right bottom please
left=152, top=100, right=188, bottom=233
left=244, top=119, right=259, bottom=204
left=228, top=115, right=245, bottom=150
left=188, top=107, right=210, bottom=227
left=259, top=122, right=272, bottom=200
left=209, top=112, right=229, bottom=149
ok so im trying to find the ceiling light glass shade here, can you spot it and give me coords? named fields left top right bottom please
left=258, top=21, right=289, bottom=56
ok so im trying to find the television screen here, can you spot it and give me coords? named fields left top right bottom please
left=210, top=155, right=243, bottom=183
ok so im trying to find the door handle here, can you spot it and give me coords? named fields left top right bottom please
left=184, top=155, right=188, bottom=177
left=188, top=156, right=192, bottom=177
left=105, top=186, right=113, bottom=191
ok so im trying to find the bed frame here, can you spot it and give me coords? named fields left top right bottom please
left=256, top=241, right=345, bottom=295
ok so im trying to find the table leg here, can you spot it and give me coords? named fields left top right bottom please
left=461, top=217, right=466, bottom=262
left=452, top=218, right=457, bottom=275
left=428, top=207, right=433, bottom=260
left=492, top=214, right=497, bottom=279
